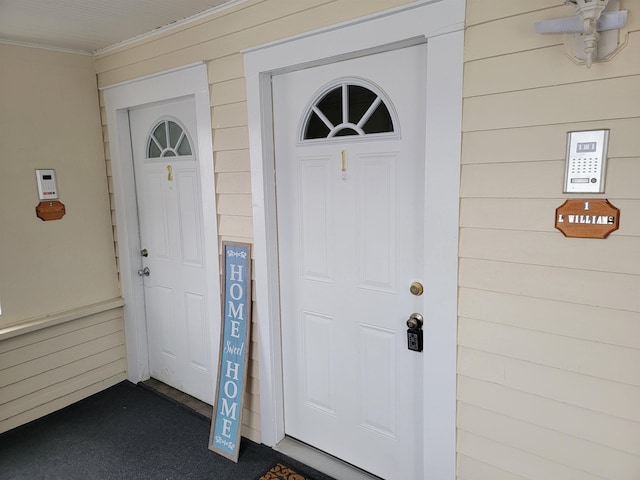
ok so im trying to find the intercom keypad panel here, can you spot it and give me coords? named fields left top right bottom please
left=564, top=130, right=609, bottom=193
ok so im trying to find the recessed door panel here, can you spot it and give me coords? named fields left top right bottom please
left=299, top=157, right=334, bottom=282
left=357, top=153, right=398, bottom=292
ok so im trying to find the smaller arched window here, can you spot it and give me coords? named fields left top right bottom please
left=301, top=79, right=397, bottom=141
left=147, top=119, right=192, bottom=158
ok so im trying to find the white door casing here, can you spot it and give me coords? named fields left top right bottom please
left=129, top=98, right=213, bottom=403
left=102, top=64, right=221, bottom=396
left=244, top=2, right=464, bottom=478
left=273, top=45, right=426, bottom=479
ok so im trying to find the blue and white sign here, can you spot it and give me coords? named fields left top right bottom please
left=209, top=242, right=251, bottom=462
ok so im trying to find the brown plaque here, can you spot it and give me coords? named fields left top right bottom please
left=36, top=201, right=66, bottom=221
left=555, top=199, right=619, bottom=239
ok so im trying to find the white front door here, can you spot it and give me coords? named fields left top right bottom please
left=273, top=45, right=427, bottom=480
left=129, top=97, right=214, bottom=404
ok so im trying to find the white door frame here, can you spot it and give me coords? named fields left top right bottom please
left=101, top=64, right=221, bottom=388
left=243, top=1, right=464, bottom=478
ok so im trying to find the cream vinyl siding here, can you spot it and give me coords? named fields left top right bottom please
left=96, top=0, right=412, bottom=443
left=458, top=2, right=640, bottom=480
left=0, top=44, right=124, bottom=434
left=0, top=44, right=120, bottom=325
left=0, top=303, right=126, bottom=434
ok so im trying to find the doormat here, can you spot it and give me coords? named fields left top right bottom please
left=256, top=462, right=313, bottom=480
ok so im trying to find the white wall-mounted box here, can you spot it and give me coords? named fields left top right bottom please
left=35, top=169, right=58, bottom=200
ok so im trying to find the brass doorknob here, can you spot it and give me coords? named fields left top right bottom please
left=409, top=281, right=424, bottom=296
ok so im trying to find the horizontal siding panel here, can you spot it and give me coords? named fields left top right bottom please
left=460, top=161, right=563, bottom=199
left=457, top=429, right=605, bottom=480
left=217, top=193, right=252, bottom=216
left=241, top=424, right=261, bottom=443
left=458, top=375, right=640, bottom=456
left=246, top=373, right=260, bottom=398
left=604, top=157, right=640, bottom=199
left=214, top=149, right=250, bottom=172
left=243, top=391, right=260, bottom=413
left=207, top=54, right=245, bottom=84
left=459, top=288, right=640, bottom=350
left=461, top=159, right=639, bottom=199
left=457, top=453, right=527, bottom=480
left=213, top=126, right=249, bottom=151
left=215, top=172, right=252, bottom=194
left=459, top=258, right=640, bottom=312
left=210, top=78, right=247, bottom=107
left=2, top=347, right=125, bottom=405
left=458, top=317, right=640, bottom=386
left=218, top=215, right=253, bottom=238
left=0, top=309, right=123, bottom=354
left=0, top=368, right=125, bottom=434
left=460, top=198, right=558, bottom=232
left=0, top=317, right=123, bottom=367
left=458, top=347, right=640, bottom=422
left=463, top=77, right=640, bottom=131
left=0, top=332, right=125, bottom=385
left=460, top=198, right=640, bottom=236
left=466, top=1, right=562, bottom=27
left=461, top=125, right=559, bottom=164
left=458, top=403, right=640, bottom=480
left=465, top=32, right=640, bottom=97
left=216, top=172, right=251, bottom=195
left=459, top=228, right=640, bottom=274
left=242, top=406, right=261, bottom=431
left=464, top=9, right=563, bottom=62
left=212, top=102, right=248, bottom=129
left=462, top=118, right=640, bottom=164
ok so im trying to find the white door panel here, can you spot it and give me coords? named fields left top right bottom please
left=273, top=45, right=426, bottom=480
left=129, top=97, right=213, bottom=404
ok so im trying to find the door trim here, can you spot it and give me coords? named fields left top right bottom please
left=101, top=64, right=221, bottom=390
left=243, top=1, right=464, bottom=478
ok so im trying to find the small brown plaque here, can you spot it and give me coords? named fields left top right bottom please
left=555, top=199, right=619, bottom=239
left=36, top=200, right=66, bottom=221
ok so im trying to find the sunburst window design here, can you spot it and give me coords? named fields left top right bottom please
left=147, top=119, right=192, bottom=158
left=302, top=81, right=396, bottom=140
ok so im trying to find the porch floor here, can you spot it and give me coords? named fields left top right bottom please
left=0, top=380, right=335, bottom=480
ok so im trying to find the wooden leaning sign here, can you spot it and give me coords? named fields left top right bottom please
left=209, top=242, right=252, bottom=462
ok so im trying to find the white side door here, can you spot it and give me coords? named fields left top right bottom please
left=273, top=45, right=427, bottom=480
left=129, top=97, right=213, bottom=404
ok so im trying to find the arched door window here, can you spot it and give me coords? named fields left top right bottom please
left=147, top=119, right=193, bottom=158
left=301, top=78, right=398, bottom=141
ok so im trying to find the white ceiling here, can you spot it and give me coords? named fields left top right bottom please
left=0, top=0, right=239, bottom=54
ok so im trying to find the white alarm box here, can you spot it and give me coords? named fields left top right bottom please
left=564, top=130, right=609, bottom=193
left=35, top=169, right=59, bottom=200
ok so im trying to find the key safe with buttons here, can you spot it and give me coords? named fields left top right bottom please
left=407, top=312, right=424, bottom=352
